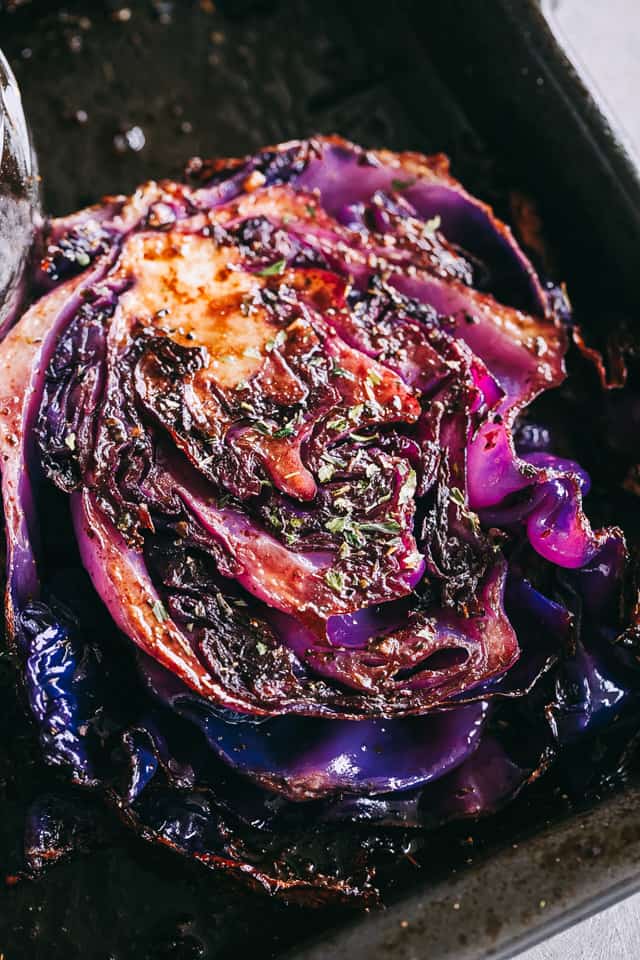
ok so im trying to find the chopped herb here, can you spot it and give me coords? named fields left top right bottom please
left=256, top=641, right=269, bottom=655
left=273, top=420, right=296, bottom=439
left=151, top=599, right=169, bottom=623
left=468, top=512, right=481, bottom=535
left=265, top=509, right=283, bottom=530
left=318, top=461, right=335, bottom=483
left=391, top=177, right=416, bottom=191
left=258, top=258, right=287, bottom=277
left=327, top=415, right=349, bottom=432
left=360, top=520, right=402, bottom=536
left=348, top=403, right=364, bottom=421
left=449, top=486, right=466, bottom=509
left=367, top=369, right=383, bottom=386
left=251, top=419, right=274, bottom=436
left=344, top=527, right=365, bottom=548
left=64, top=433, right=77, bottom=451
left=332, top=362, right=354, bottom=380
left=324, top=569, right=345, bottom=593
left=305, top=203, right=316, bottom=218
left=338, top=541, right=351, bottom=560
left=450, top=486, right=481, bottom=534
left=350, top=431, right=379, bottom=443
left=425, top=215, right=441, bottom=235
left=325, top=516, right=349, bottom=535
left=76, top=251, right=91, bottom=267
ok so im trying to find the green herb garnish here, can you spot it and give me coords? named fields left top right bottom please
left=449, top=486, right=466, bottom=509
left=257, top=258, right=287, bottom=277
left=318, top=461, right=335, bottom=483
left=151, top=599, right=169, bottom=623
left=273, top=420, right=296, bottom=439
left=332, top=363, right=354, bottom=380
left=359, top=521, right=402, bottom=536
left=324, top=569, right=345, bottom=593
left=327, top=415, right=349, bottom=432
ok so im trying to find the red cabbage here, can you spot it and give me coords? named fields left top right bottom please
left=0, top=136, right=636, bottom=904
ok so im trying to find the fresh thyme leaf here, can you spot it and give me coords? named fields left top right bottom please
left=257, top=258, right=287, bottom=277
left=318, top=461, right=335, bottom=483
left=152, top=599, right=169, bottom=623
left=273, top=420, right=296, bottom=439
left=360, top=521, right=402, bottom=536
left=327, top=415, right=349, bottom=432
left=325, top=516, right=347, bottom=535
left=251, top=419, right=274, bottom=436
left=325, top=569, right=345, bottom=593
left=449, top=486, right=466, bottom=509
left=332, top=363, right=354, bottom=380
left=265, top=509, right=283, bottom=530
left=338, top=541, right=351, bottom=559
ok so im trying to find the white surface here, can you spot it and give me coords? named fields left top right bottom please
left=518, top=898, right=640, bottom=960
left=547, top=0, right=640, bottom=163
left=519, top=4, right=640, bottom=958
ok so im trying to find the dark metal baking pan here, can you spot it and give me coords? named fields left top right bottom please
left=1, top=2, right=639, bottom=958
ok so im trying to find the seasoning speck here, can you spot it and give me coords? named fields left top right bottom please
left=151, top=599, right=169, bottom=623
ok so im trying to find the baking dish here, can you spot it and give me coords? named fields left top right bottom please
left=0, top=2, right=639, bottom=958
